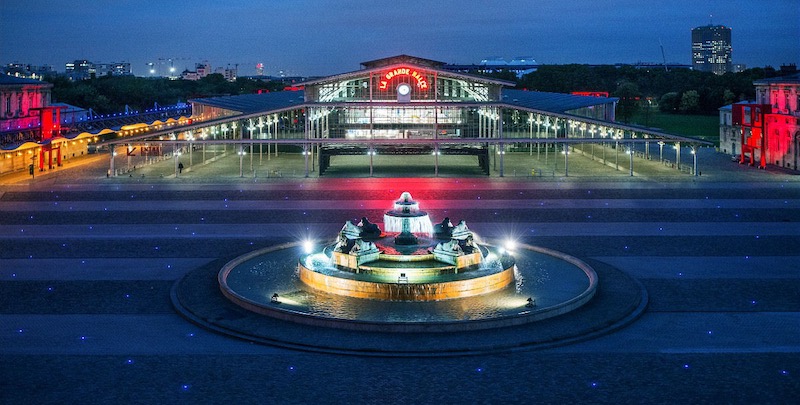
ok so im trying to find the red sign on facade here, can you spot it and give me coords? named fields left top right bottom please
left=379, top=67, right=429, bottom=90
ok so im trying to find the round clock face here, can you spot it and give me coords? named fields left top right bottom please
left=397, top=83, right=411, bottom=96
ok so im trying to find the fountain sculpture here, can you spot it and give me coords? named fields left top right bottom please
left=299, top=192, right=515, bottom=301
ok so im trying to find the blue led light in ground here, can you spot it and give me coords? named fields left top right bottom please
left=125, top=359, right=134, bottom=365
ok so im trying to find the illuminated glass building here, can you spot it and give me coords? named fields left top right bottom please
left=105, top=55, right=707, bottom=177
left=692, top=25, right=732, bottom=75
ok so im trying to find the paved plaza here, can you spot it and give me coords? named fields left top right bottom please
left=0, top=148, right=799, bottom=403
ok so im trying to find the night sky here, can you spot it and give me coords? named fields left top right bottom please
left=1, top=0, right=798, bottom=76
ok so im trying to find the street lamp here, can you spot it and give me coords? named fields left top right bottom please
left=238, top=147, right=246, bottom=177
left=612, top=130, right=624, bottom=171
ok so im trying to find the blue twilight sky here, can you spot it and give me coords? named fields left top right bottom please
left=1, top=0, right=798, bottom=76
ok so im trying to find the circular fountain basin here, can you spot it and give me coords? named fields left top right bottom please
left=218, top=241, right=598, bottom=332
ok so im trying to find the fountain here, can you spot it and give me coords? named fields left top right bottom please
left=299, top=192, right=514, bottom=301
left=216, top=192, right=600, bottom=332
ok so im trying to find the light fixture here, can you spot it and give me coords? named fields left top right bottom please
left=397, top=83, right=411, bottom=96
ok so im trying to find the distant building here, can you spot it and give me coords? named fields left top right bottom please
left=692, top=25, right=732, bottom=75
left=65, top=60, right=130, bottom=79
left=719, top=72, right=800, bottom=170
left=65, top=59, right=95, bottom=80
left=215, top=65, right=238, bottom=82
left=2, top=63, right=56, bottom=80
left=181, top=62, right=212, bottom=81
left=444, top=57, right=538, bottom=79
left=94, top=62, right=132, bottom=77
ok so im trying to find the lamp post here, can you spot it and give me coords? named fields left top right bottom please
left=367, top=147, right=375, bottom=177
left=600, top=129, right=608, bottom=165
left=691, top=145, right=698, bottom=176
left=613, top=131, right=623, bottom=171
left=544, top=121, right=550, bottom=165
left=528, top=115, right=534, bottom=156
left=433, top=147, right=440, bottom=176
left=628, top=143, right=634, bottom=176
left=238, top=146, right=245, bottom=177
left=173, top=143, right=181, bottom=177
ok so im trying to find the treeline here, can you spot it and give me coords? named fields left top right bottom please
left=525, top=65, right=781, bottom=120
left=44, top=74, right=286, bottom=114
left=488, top=65, right=786, bottom=122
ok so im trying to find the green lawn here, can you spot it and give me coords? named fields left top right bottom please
left=628, top=111, right=720, bottom=145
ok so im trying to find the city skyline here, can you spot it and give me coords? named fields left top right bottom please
left=1, top=0, right=798, bottom=76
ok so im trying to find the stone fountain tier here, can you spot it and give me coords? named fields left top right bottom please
left=302, top=235, right=509, bottom=301
left=298, top=250, right=515, bottom=301
left=383, top=192, right=434, bottom=236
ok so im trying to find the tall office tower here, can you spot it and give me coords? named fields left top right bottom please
left=692, top=25, right=732, bottom=75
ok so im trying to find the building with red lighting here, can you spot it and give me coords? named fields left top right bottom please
left=0, top=75, right=52, bottom=135
left=719, top=72, right=800, bottom=170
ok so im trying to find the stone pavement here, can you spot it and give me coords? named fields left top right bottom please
left=0, top=163, right=799, bottom=402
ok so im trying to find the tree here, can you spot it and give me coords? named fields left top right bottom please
left=679, top=90, right=700, bottom=114
left=723, top=89, right=737, bottom=106
left=659, top=92, right=680, bottom=113
left=614, top=81, right=641, bottom=123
